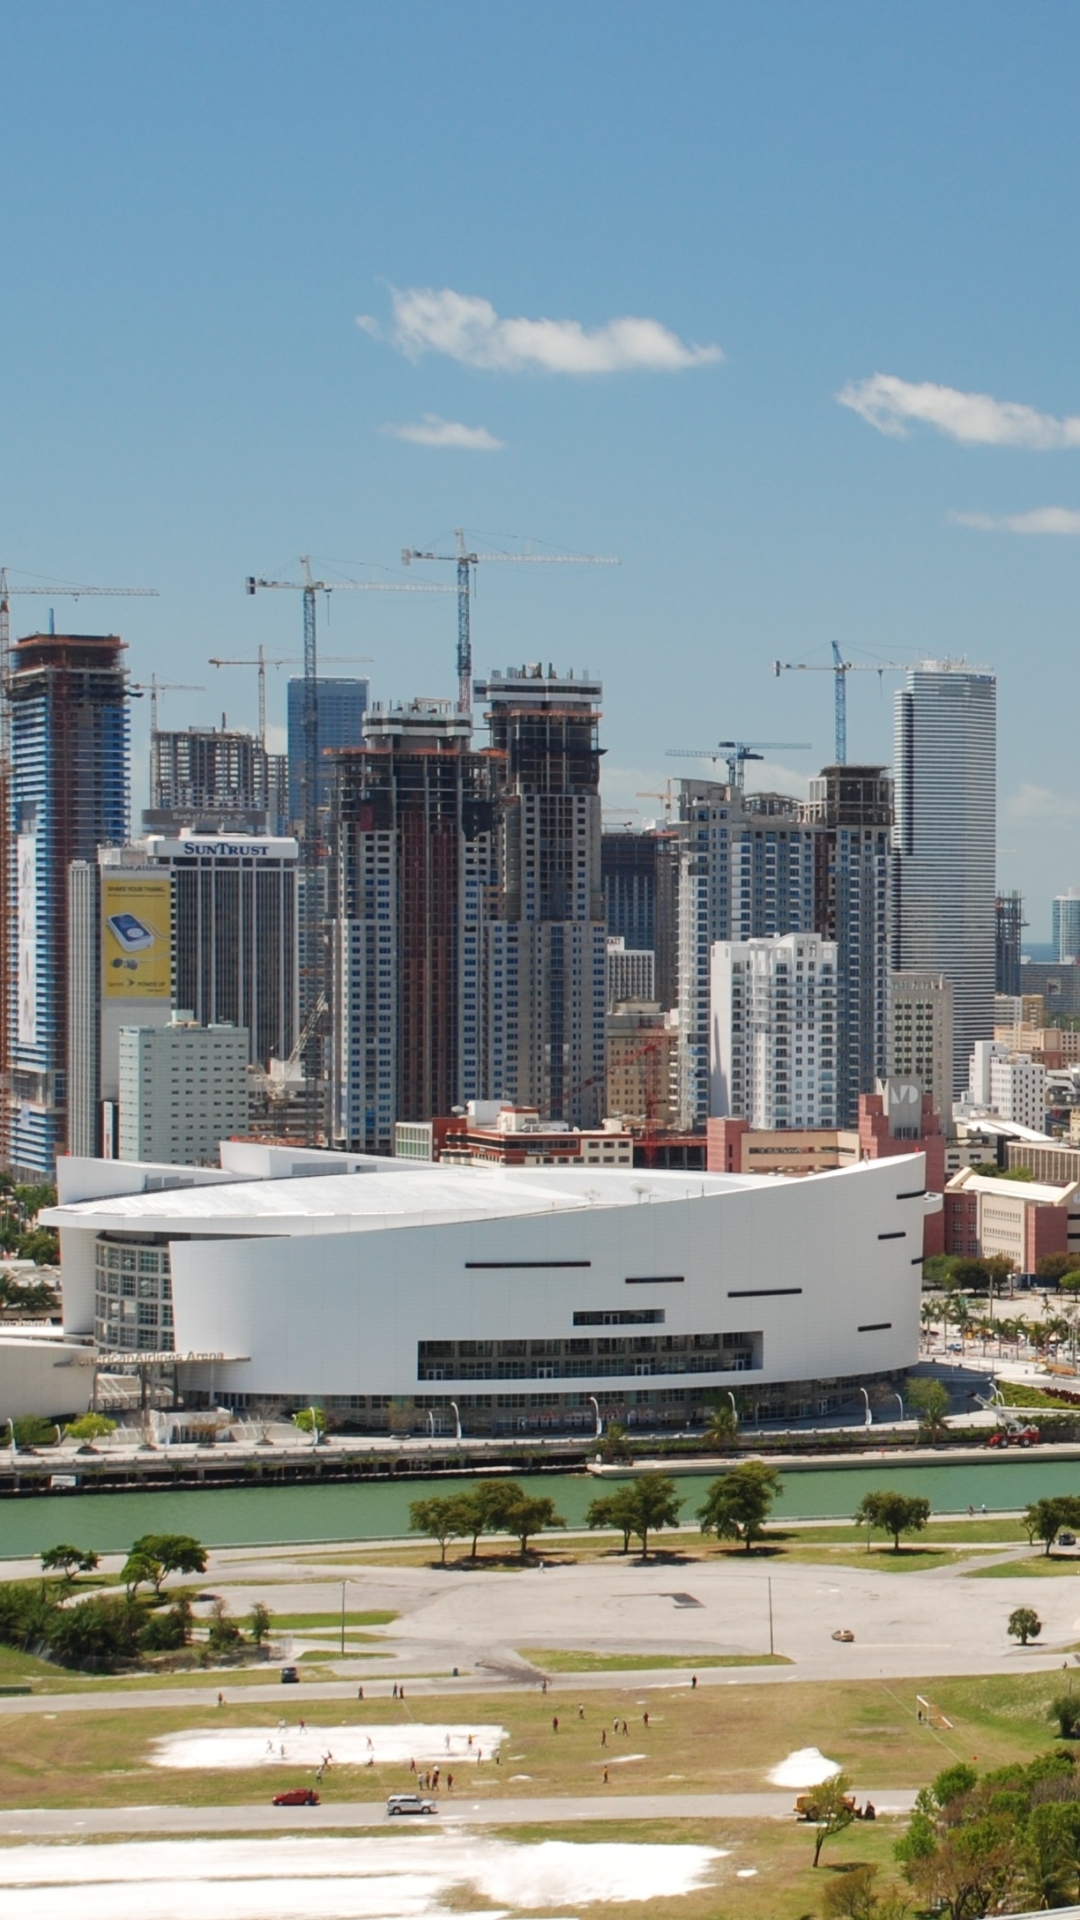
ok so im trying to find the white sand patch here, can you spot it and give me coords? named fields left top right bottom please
left=736, top=1869, right=758, bottom=1878
left=0, top=1835, right=723, bottom=1919
left=768, top=1748, right=841, bottom=1789
left=149, top=1723, right=508, bottom=1771
left=608, top=1753, right=647, bottom=1764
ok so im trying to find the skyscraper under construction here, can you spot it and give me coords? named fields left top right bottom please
left=478, top=667, right=606, bottom=1127
left=331, top=701, right=497, bottom=1152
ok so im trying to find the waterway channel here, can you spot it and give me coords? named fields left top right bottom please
left=5, top=1455, right=1080, bottom=1559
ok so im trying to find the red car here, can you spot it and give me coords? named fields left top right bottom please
left=273, top=1788, right=320, bottom=1807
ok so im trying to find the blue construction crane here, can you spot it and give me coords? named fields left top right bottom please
left=772, top=645, right=912, bottom=765
left=665, top=739, right=811, bottom=789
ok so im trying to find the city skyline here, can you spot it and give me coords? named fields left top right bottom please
left=2, top=6, right=1080, bottom=931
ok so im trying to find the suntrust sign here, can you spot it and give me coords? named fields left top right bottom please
left=143, top=837, right=298, bottom=860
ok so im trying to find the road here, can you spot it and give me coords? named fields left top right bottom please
left=0, top=1788, right=919, bottom=1838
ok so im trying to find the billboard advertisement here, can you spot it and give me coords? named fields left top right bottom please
left=101, top=876, right=172, bottom=1000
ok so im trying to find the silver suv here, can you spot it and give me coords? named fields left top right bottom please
left=386, top=1792, right=437, bottom=1817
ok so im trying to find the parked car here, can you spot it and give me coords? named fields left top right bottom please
left=387, top=1793, right=437, bottom=1816
left=280, top=1665, right=299, bottom=1684
left=273, top=1788, right=320, bottom=1806
left=1059, top=1531, right=1076, bottom=1547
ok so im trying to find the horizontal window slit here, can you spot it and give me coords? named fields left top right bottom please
left=727, top=1287, right=802, bottom=1298
left=858, top=1322, right=892, bottom=1333
left=896, top=1189, right=926, bottom=1200
left=878, top=1231, right=906, bottom=1241
left=464, top=1261, right=591, bottom=1270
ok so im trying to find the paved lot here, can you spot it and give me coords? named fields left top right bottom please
left=0, top=1787, right=919, bottom=1839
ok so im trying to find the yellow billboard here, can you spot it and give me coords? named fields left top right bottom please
left=101, top=876, right=172, bottom=1000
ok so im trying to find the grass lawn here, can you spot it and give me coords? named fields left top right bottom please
left=491, top=1817, right=908, bottom=1920
left=518, top=1650, right=791, bottom=1672
left=0, top=1669, right=1071, bottom=1813
left=971, top=1552, right=1080, bottom=1579
left=269, top=1611, right=396, bottom=1630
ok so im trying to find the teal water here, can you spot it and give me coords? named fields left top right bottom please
left=3, top=1456, right=1080, bottom=1560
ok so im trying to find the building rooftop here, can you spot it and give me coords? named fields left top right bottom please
left=42, top=1157, right=889, bottom=1240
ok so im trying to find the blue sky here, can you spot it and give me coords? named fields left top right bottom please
left=3, top=2, right=1080, bottom=932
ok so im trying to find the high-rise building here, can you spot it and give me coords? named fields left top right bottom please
left=7, top=633, right=130, bottom=1173
left=605, top=1000, right=676, bottom=1130
left=118, top=1017, right=249, bottom=1166
left=888, top=970, right=955, bottom=1131
left=141, top=831, right=298, bottom=1068
left=478, top=667, right=606, bottom=1127
left=149, top=727, right=287, bottom=833
left=1053, top=890, right=1080, bottom=964
left=606, top=936, right=654, bottom=1008
left=332, top=700, right=496, bottom=1152
left=806, top=765, right=891, bottom=1126
left=68, top=832, right=298, bottom=1157
left=891, top=663, right=996, bottom=1098
left=709, top=932, right=839, bottom=1129
left=602, top=830, right=657, bottom=952
left=996, top=891, right=1024, bottom=994
left=287, top=676, right=369, bottom=825
left=966, top=1039, right=1047, bottom=1133
left=675, top=779, right=819, bottom=1129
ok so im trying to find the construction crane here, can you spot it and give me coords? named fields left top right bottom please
left=129, top=674, right=204, bottom=733
left=208, top=647, right=374, bottom=748
left=665, top=740, right=811, bottom=789
left=0, top=569, right=158, bottom=1165
left=636, top=782, right=677, bottom=821
left=561, top=1029, right=667, bottom=1164
left=244, top=555, right=448, bottom=1145
left=772, top=644, right=913, bottom=765
left=401, top=528, right=620, bottom=715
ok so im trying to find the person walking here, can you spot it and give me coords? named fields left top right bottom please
left=552, top=1715, right=559, bottom=1733
left=600, top=1728, right=606, bottom=1747
left=447, top=1772, right=454, bottom=1791
left=603, top=1766, right=609, bottom=1785
left=217, top=1692, right=225, bottom=1707
left=643, top=1711, right=649, bottom=1728
left=578, top=1704, right=585, bottom=1719
left=357, top=1686, right=364, bottom=1700
left=690, top=1676, right=697, bottom=1690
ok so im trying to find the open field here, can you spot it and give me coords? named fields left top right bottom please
left=0, top=1668, right=1070, bottom=1812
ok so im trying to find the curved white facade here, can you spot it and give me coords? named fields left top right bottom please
left=45, top=1150, right=923, bottom=1428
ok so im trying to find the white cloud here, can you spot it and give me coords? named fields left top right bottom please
left=380, top=414, right=504, bottom=451
left=951, top=506, right=1080, bottom=535
left=1007, top=784, right=1080, bottom=823
left=362, top=287, right=722, bottom=374
left=837, top=373, right=1080, bottom=448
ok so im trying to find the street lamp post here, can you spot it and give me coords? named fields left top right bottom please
left=859, top=1388, right=872, bottom=1430
left=450, top=1400, right=462, bottom=1443
left=588, top=1395, right=602, bottom=1440
left=894, top=1392, right=904, bottom=1423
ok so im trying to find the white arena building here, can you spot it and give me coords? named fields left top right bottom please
left=39, top=1144, right=925, bottom=1433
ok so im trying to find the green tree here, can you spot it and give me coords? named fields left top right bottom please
left=854, top=1491, right=931, bottom=1553
left=292, top=1406, right=326, bottom=1434
left=905, top=1376, right=950, bottom=1440
left=1048, top=1693, right=1080, bottom=1739
left=1022, top=1800, right=1079, bottom=1911
left=408, top=1493, right=473, bottom=1566
left=802, top=1770, right=857, bottom=1868
left=206, top=1597, right=242, bottom=1653
left=10, top=1415, right=58, bottom=1447
left=585, top=1488, right=636, bottom=1553
left=698, top=1460, right=782, bottom=1552
left=140, top=1595, right=192, bottom=1653
left=821, top=1863, right=909, bottom=1918
left=121, top=1549, right=162, bottom=1599
left=951, top=1257, right=990, bottom=1293
left=248, top=1602, right=272, bottom=1647
left=1037, top=1252, right=1080, bottom=1284
left=703, top=1401, right=738, bottom=1448
left=1008, top=1605, right=1042, bottom=1645
left=499, top=1490, right=566, bottom=1558
left=1022, top=1496, right=1080, bottom=1555
left=48, top=1594, right=146, bottom=1672
left=599, top=1419, right=632, bottom=1462
left=128, top=1533, right=207, bottom=1592
left=618, top=1474, right=683, bottom=1557
left=460, top=1480, right=527, bottom=1559
left=40, top=1544, right=99, bottom=1584
left=63, top=1413, right=116, bottom=1441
